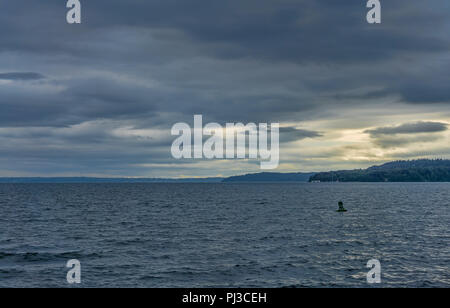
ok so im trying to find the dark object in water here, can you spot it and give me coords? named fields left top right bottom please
left=337, top=201, right=347, bottom=212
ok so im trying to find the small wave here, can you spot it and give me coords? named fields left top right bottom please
left=0, top=251, right=102, bottom=263
left=0, top=268, right=25, bottom=275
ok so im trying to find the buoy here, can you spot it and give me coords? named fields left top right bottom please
left=337, top=201, right=347, bottom=212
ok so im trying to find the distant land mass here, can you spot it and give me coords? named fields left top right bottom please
left=0, top=177, right=224, bottom=183
left=223, top=172, right=316, bottom=182
left=309, top=159, right=450, bottom=182
left=0, top=159, right=449, bottom=183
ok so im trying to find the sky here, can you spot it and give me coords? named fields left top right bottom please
left=0, top=0, right=449, bottom=178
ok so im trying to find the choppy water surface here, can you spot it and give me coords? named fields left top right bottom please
left=0, top=183, right=448, bottom=287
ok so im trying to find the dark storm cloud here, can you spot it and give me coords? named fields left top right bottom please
left=84, top=0, right=448, bottom=64
left=336, top=67, right=450, bottom=104
left=0, top=72, right=45, bottom=81
left=396, top=75, right=450, bottom=104
left=365, top=121, right=448, bottom=136
left=279, top=127, right=322, bottom=143
left=365, top=121, right=448, bottom=149
left=367, top=135, right=444, bottom=149
left=2, top=1, right=448, bottom=62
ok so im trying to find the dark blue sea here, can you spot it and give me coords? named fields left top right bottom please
left=0, top=183, right=448, bottom=288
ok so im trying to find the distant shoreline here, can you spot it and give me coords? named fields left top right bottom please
left=0, top=177, right=224, bottom=184
left=0, top=179, right=449, bottom=184
left=1, top=159, right=449, bottom=183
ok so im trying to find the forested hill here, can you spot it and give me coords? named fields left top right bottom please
left=309, top=159, right=450, bottom=182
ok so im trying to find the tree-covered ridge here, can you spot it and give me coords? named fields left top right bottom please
left=309, top=159, right=450, bottom=182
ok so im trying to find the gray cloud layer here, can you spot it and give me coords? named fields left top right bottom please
left=0, top=72, right=45, bottom=81
left=365, top=121, right=448, bottom=149
left=365, top=121, right=448, bottom=136
left=0, top=1, right=449, bottom=176
left=279, top=127, right=322, bottom=143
